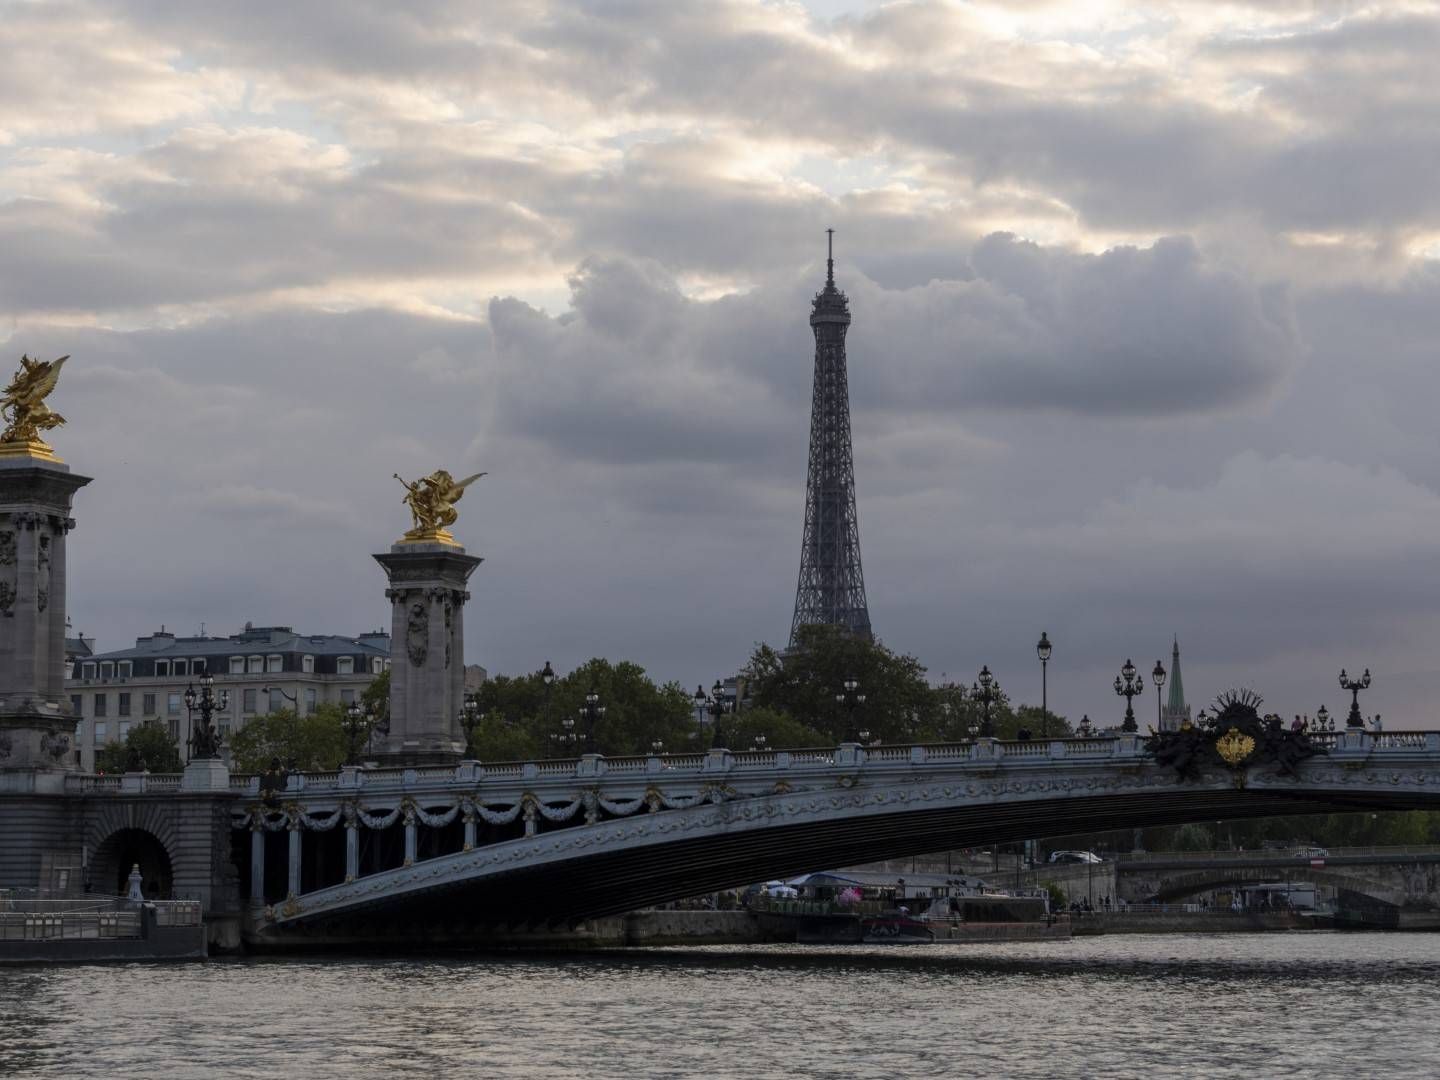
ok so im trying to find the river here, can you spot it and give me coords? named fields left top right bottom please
left=2, top=933, right=1438, bottom=1079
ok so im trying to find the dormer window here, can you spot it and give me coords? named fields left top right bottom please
left=266, top=654, right=283, bottom=673
left=155, top=660, right=170, bottom=677
left=173, top=659, right=188, bottom=677
left=337, top=657, right=354, bottom=675
left=118, top=661, right=132, bottom=678
left=302, top=655, right=315, bottom=674
left=229, top=656, right=244, bottom=674
left=247, top=656, right=264, bottom=674
left=82, top=661, right=97, bottom=679
left=371, top=657, right=383, bottom=674
left=100, top=661, right=114, bottom=678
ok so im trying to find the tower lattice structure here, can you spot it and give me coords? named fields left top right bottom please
left=790, top=231, right=873, bottom=645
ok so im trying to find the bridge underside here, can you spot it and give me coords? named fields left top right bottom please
left=263, top=784, right=1440, bottom=944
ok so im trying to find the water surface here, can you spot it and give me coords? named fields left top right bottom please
left=2, top=933, right=1437, bottom=1079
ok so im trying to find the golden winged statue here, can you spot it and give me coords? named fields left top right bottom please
left=394, top=468, right=486, bottom=543
left=1, top=354, right=69, bottom=453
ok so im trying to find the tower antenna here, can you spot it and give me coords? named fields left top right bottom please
left=826, top=228, right=835, bottom=285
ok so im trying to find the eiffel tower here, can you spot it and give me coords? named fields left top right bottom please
left=790, top=231, right=873, bottom=645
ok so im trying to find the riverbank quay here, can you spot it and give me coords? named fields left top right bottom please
left=0, top=896, right=206, bottom=963
left=1071, top=909, right=1310, bottom=934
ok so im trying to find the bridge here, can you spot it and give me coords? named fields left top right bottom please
left=1111, top=846, right=1440, bottom=911
left=51, top=727, right=1440, bottom=946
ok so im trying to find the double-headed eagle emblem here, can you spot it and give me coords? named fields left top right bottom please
left=1, top=354, right=68, bottom=447
left=394, top=469, right=486, bottom=544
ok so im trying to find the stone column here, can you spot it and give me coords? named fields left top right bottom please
left=403, top=805, right=417, bottom=866
left=373, top=542, right=481, bottom=765
left=462, top=807, right=476, bottom=852
left=249, top=821, right=266, bottom=909
left=0, top=457, right=90, bottom=777
left=344, top=809, right=359, bottom=883
left=287, top=818, right=302, bottom=899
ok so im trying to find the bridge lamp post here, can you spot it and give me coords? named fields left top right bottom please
left=752, top=733, right=768, bottom=752
left=459, top=693, right=482, bottom=758
left=1316, top=705, right=1331, bottom=732
left=1077, top=714, right=1093, bottom=737
left=183, top=673, right=228, bottom=760
left=1152, top=660, right=1167, bottom=729
left=541, top=660, right=555, bottom=725
left=1036, top=632, right=1052, bottom=738
left=709, top=680, right=731, bottom=749
left=835, top=675, right=866, bottom=742
left=1339, top=668, right=1371, bottom=729
left=1114, top=659, right=1142, bottom=733
left=579, top=688, right=606, bottom=755
left=342, top=700, right=373, bottom=765
left=973, top=666, right=1000, bottom=738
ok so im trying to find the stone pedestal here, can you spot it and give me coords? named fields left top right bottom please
left=181, top=757, right=231, bottom=792
left=373, top=541, right=482, bottom=765
left=0, top=456, right=90, bottom=773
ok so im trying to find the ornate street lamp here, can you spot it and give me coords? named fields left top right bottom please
left=579, top=687, right=606, bottom=754
left=343, top=700, right=373, bottom=765
left=1339, top=668, right=1371, bottom=729
left=1316, top=705, right=1331, bottom=732
left=1152, top=660, right=1167, bottom=729
left=835, top=675, right=866, bottom=742
left=709, top=679, right=731, bottom=749
left=1077, top=714, right=1093, bottom=737
left=459, top=692, right=482, bottom=757
left=1036, top=632, right=1053, bottom=738
left=752, top=733, right=768, bottom=752
left=973, top=666, right=1000, bottom=738
left=541, top=660, right=555, bottom=725
left=183, top=672, right=228, bottom=760
left=1114, top=659, right=1142, bottom=733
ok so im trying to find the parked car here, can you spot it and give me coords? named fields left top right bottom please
left=1047, top=850, right=1104, bottom=865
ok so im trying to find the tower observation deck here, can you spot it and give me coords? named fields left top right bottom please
left=790, top=231, right=872, bottom=644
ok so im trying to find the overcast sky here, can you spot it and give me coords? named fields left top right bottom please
left=5, top=0, right=1440, bottom=730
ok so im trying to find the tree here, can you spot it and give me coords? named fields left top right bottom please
left=227, top=705, right=349, bottom=773
left=361, top=668, right=389, bottom=731
left=95, top=720, right=182, bottom=774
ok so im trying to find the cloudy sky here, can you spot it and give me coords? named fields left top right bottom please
left=5, top=0, right=1440, bottom=729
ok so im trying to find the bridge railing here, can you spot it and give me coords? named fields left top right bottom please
left=1116, top=844, right=1440, bottom=863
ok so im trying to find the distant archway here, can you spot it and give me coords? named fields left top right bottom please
left=90, top=828, right=174, bottom=899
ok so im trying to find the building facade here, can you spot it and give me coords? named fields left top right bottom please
left=66, top=623, right=390, bottom=771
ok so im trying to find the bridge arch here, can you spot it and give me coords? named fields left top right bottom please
left=1143, top=866, right=1403, bottom=907
left=86, top=803, right=181, bottom=899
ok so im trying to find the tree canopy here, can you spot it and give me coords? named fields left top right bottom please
left=227, top=704, right=351, bottom=773
left=95, top=719, right=183, bottom=774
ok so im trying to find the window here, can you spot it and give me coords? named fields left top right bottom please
left=243, top=689, right=257, bottom=713
left=269, top=688, right=283, bottom=713
left=219, top=720, right=232, bottom=737
left=192, top=659, right=206, bottom=675
left=100, top=661, right=114, bottom=678
left=167, top=692, right=181, bottom=716
left=305, top=688, right=317, bottom=714
left=337, top=657, right=354, bottom=675
left=247, top=656, right=264, bottom=674
left=371, top=657, right=384, bottom=675
left=93, top=693, right=107, bottom=717
left=94, top=722, right=107, bottom=742
left=118, top=661, right=132, bottom=678
left=118, top=721, right=131, bottom=739
left=173, top=659, right=188, bottom=677
left=340, top=688, right=355, bottom=704
left=142, top=692, right=156, bottom=715
left=302, top=655, right=315, bottom=674
left=155, top=660, right=170, bottom=677
left=82, top=662, right=96, bottom=679
left=266, top=655, right=282, bottom=673
left=117, top=693, right=131, bottom=717
left=169, top=717, right=179, bottom=742
left=69, top=694, right=82, bottom=715
left=229, top=656, right=244, bottom=674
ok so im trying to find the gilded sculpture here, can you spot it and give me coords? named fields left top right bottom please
left=394, top=468, right=486, bottom=544
left=1, top=354, right=69, bottom=459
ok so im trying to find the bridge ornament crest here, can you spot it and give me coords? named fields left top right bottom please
left=1146, top=689, right=1324, bottom=786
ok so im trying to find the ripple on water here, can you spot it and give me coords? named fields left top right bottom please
left=2, top=933, right=1440, bottom=1079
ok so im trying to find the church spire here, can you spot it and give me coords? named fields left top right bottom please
left=1161, top=636, right=1190, bottom=731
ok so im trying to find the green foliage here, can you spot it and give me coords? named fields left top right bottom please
left=361, top=668, right=389, bottom=729
left=466, top=658, right=701, bottom=759
left=1042, top=880, right=1068, bottom=908
left=228, top=705, right=349, bottom=773
left=745, top=625, right=1069, bottom=744
left=95, top=719, right=182, bottom=774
